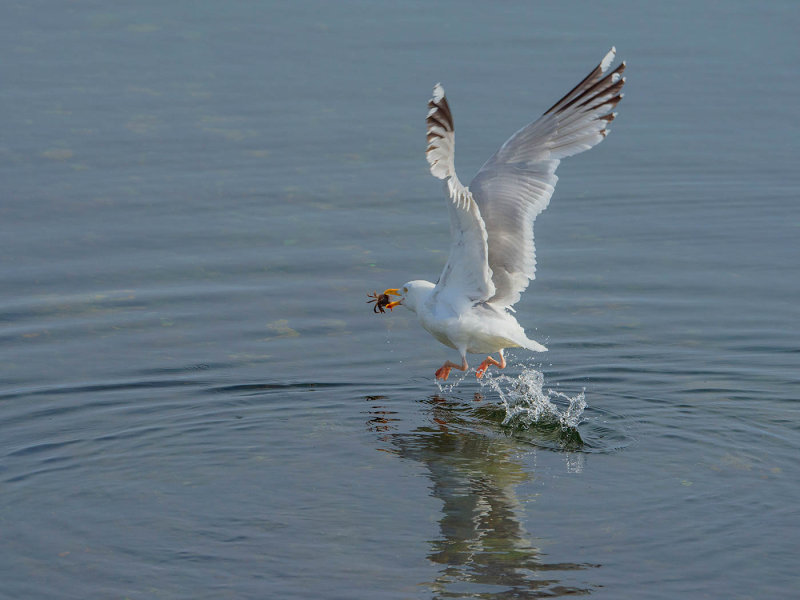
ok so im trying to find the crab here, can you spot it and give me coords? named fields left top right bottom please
left=367, top=289, right=401, bottom=314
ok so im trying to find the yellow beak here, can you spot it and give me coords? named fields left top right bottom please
left=383, top=288, right=402, bottom=310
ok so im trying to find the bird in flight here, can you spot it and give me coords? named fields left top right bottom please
left=371, top=48, right=626, bottom=381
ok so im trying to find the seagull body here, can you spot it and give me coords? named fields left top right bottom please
left=378, top=48, right=626, bottom=380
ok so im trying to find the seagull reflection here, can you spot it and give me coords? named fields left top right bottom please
left=367, top=394, right=595, bottom=598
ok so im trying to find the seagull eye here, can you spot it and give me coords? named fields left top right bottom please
left=403, top=287, right=408, bottom=294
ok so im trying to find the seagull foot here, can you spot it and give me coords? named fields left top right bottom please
left=435, top=358, right=468, bottom=381
left=475, top=353, right=506, bottom=379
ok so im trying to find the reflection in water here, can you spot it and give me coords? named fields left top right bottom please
left=367, top=395, right=595, bottom=598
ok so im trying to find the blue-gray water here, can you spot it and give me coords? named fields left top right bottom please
left=2, top=2, right=798, bottom=598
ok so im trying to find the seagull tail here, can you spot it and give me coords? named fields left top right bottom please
left=522, top=338, right=548, bottom=352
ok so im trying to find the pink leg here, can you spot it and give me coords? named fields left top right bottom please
left=435, top=356, right=468, bottom=381
left=475, top=351, right=506, bottom=379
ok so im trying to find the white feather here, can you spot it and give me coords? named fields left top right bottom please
left=388, top=49, right=626, bottom=378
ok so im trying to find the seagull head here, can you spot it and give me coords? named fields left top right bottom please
left=388, top=281, right=436, bottom=314
left=368, top=281, right=435, bottom=315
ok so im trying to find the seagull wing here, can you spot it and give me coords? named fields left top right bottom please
left=426, top=83, right=495, bottom=310
left=470, top=48, right=626, bottom=308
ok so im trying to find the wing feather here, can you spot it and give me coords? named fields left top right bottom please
left=425, top=84, right=495, bottom=309
left=471, top=48, right=626, bottom=308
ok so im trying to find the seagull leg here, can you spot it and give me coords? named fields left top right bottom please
left=435, top=355, right=468, bottom=381
left=475, top=350, right=506, bottom=379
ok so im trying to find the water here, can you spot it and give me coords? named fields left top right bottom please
left=2, top=1, right=798, bottom=598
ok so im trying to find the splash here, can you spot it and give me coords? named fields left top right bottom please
left=480, top=367, right=586, bottom=431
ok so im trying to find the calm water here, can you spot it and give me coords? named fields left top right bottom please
left=2, top=1, right=799, bottom=598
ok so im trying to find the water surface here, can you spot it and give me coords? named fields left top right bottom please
left=2, top=1, right=798, bottom=598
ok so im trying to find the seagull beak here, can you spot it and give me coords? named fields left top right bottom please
left=382, top=289, right=402, bottom=311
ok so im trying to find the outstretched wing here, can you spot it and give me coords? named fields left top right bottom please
left=471, top=47, right=626, bottom=308
left=426, top=83, right=495, bottom=310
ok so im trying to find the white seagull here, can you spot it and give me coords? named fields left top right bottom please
left=372, top=48, right=626, bottom=380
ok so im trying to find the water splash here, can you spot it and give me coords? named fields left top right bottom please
left=434, top=368, right=470, bottom=395
left=480, top=367, right=586, bottom=431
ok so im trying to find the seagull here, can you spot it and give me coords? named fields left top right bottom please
left=374, top=48, right=626, bottom=381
